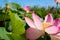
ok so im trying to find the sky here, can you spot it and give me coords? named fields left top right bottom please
left=0, top=0, right=60, bottom=8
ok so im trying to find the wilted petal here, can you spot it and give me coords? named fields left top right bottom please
left=44, top=14, right=53, bottom=24
left=25, top=17, right=36, bottom=28
left=45, top=25, right=59, bottom=34
left=26, top=28, right=44, bottom=39
left=50, top=35, right=60, bottom=40
left=32, top=12, right=42, bottom=30
left=54, top=18, right=60, bottom=26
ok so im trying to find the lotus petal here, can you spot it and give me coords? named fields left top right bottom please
left=25, top=17, right=36, bottom=28
left=45, top=25, right=59, bottom=34
left=54, top=18, right=60, bottom=27
left=32, top=12, right=42, bottom=30
left=44, top=14, right=53, bottom=24
left=57, top=33, right=60, bottom=36
left=26, top=28, right=44, bottom=39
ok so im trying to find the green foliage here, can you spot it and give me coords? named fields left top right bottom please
left=56, top=14, right=60, bottom=18
left=32, top=8, right=48, bottom=19
left=0, top=27, right=10, bottom=40
left=0, top=14, right=10, bottom=21
left=53, top=14, right=60, bottom=19
left=9, top=11, right=27, bottom=40
left=37, top=10, right=48, bottom=19
left=26, top=13, right=32, bottom=19
left=10, top=2, right=21, bottom=10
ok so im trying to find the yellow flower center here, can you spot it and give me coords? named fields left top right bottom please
left=43, top=22, right=51, bottom=31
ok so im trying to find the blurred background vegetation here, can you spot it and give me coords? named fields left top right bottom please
left=0, top=2, right=60, bottom=27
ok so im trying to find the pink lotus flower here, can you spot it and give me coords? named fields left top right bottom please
left=25, top=12, right=60, bottom=40
left=24, top=6, right=30, bottom=13
left=54, top=0, right=57, bottom=2
left=46, top=18, right=60, bottom=35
